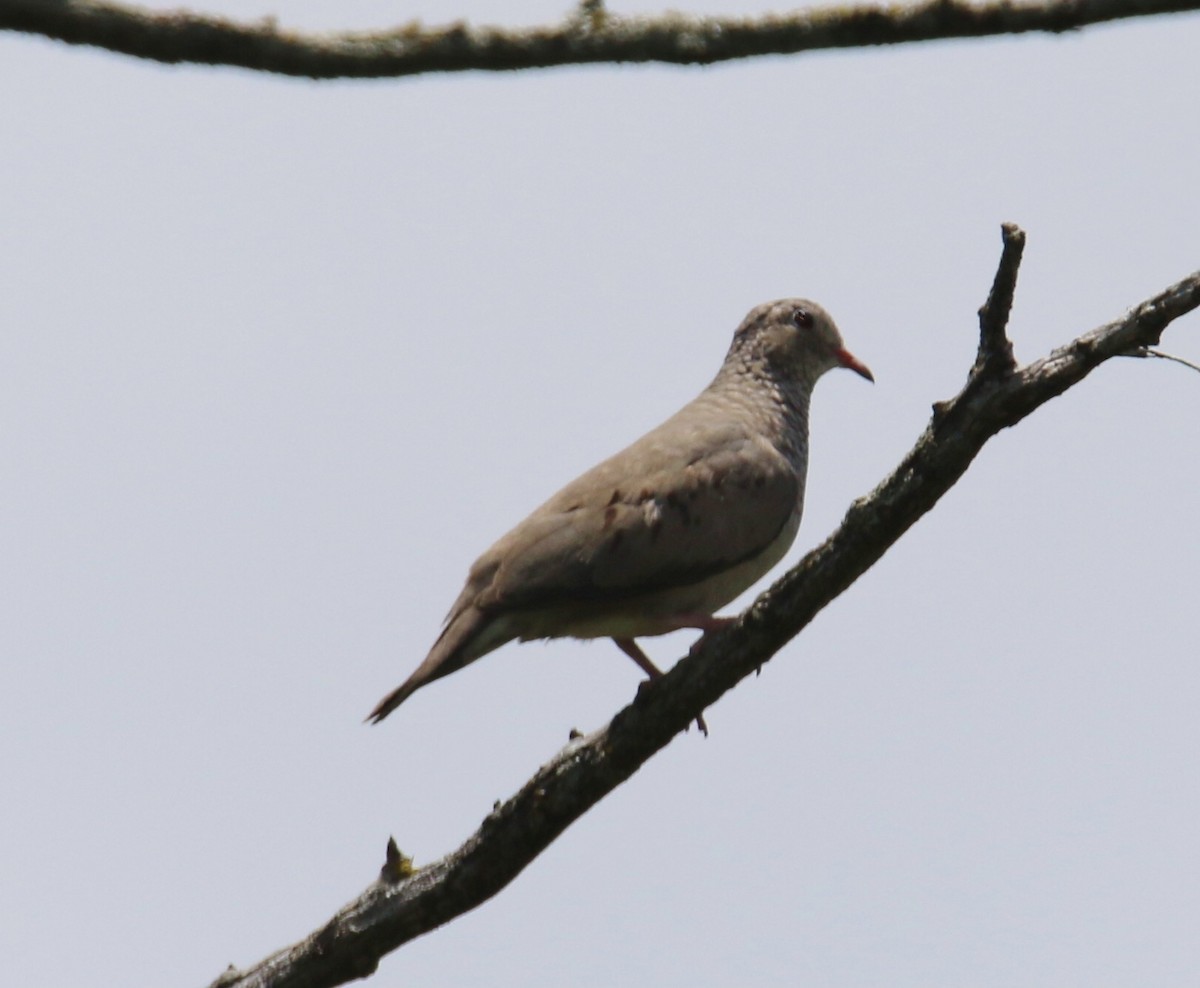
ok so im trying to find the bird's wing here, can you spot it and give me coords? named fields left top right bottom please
left=364, top=426, right=797, bottom=724
left=467, top=423, right=800, bottom=615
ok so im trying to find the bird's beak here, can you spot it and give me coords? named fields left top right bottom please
left=835, top=347, right=874, bottom=383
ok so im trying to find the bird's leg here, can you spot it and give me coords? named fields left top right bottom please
left=612, top=637, right=708, bottom=736
left=613, top=636, right=665, bottom=678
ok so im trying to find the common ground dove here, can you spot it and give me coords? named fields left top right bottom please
left=369, top=299, right=872, bottom=725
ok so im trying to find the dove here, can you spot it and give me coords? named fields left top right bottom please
left=369, top=299, right=872, bottom=726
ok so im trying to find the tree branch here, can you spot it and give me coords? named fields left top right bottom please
left=4, top=0, right=1200, bottom=80
left=206, top=227, right=1199, bottom=987
left=974, top=221, right=1023, bottom=376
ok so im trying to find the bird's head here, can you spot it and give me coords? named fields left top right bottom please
left=731, top=298, right=873, bottom=387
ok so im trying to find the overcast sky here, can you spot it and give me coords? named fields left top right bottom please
left=2, top=2, right=1198, bottom=985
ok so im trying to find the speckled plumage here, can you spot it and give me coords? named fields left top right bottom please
left=368, top=298, right=871, bottom=724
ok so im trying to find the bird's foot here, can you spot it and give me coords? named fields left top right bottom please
left=616, top=637, right=708, bottom=737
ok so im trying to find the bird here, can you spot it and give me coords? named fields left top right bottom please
left=368, top=298, right=872, bottom=728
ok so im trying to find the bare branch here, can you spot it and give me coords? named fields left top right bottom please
left=975, top=221, right=1024, bottom=376
left=3, top=0, right=1200, bottom=80
left=208, top=231, right=1200, bottom=988
left=1122, top=346, right=1200, bottom=374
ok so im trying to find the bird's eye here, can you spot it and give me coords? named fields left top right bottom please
left=792, top=307, right=813, bottom=329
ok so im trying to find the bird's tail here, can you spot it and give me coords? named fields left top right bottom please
left=366, top=605, right=499, bottom=724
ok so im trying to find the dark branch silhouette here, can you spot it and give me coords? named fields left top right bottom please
left=3, top=0, right=1200, bottom=79
left=205, top=225, right=1200, bottom=987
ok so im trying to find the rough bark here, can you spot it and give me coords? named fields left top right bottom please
left=3, top=0, right=1200, bottom=80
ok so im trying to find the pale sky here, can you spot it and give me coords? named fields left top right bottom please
left=2, top=2, right=1198, bottom=985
